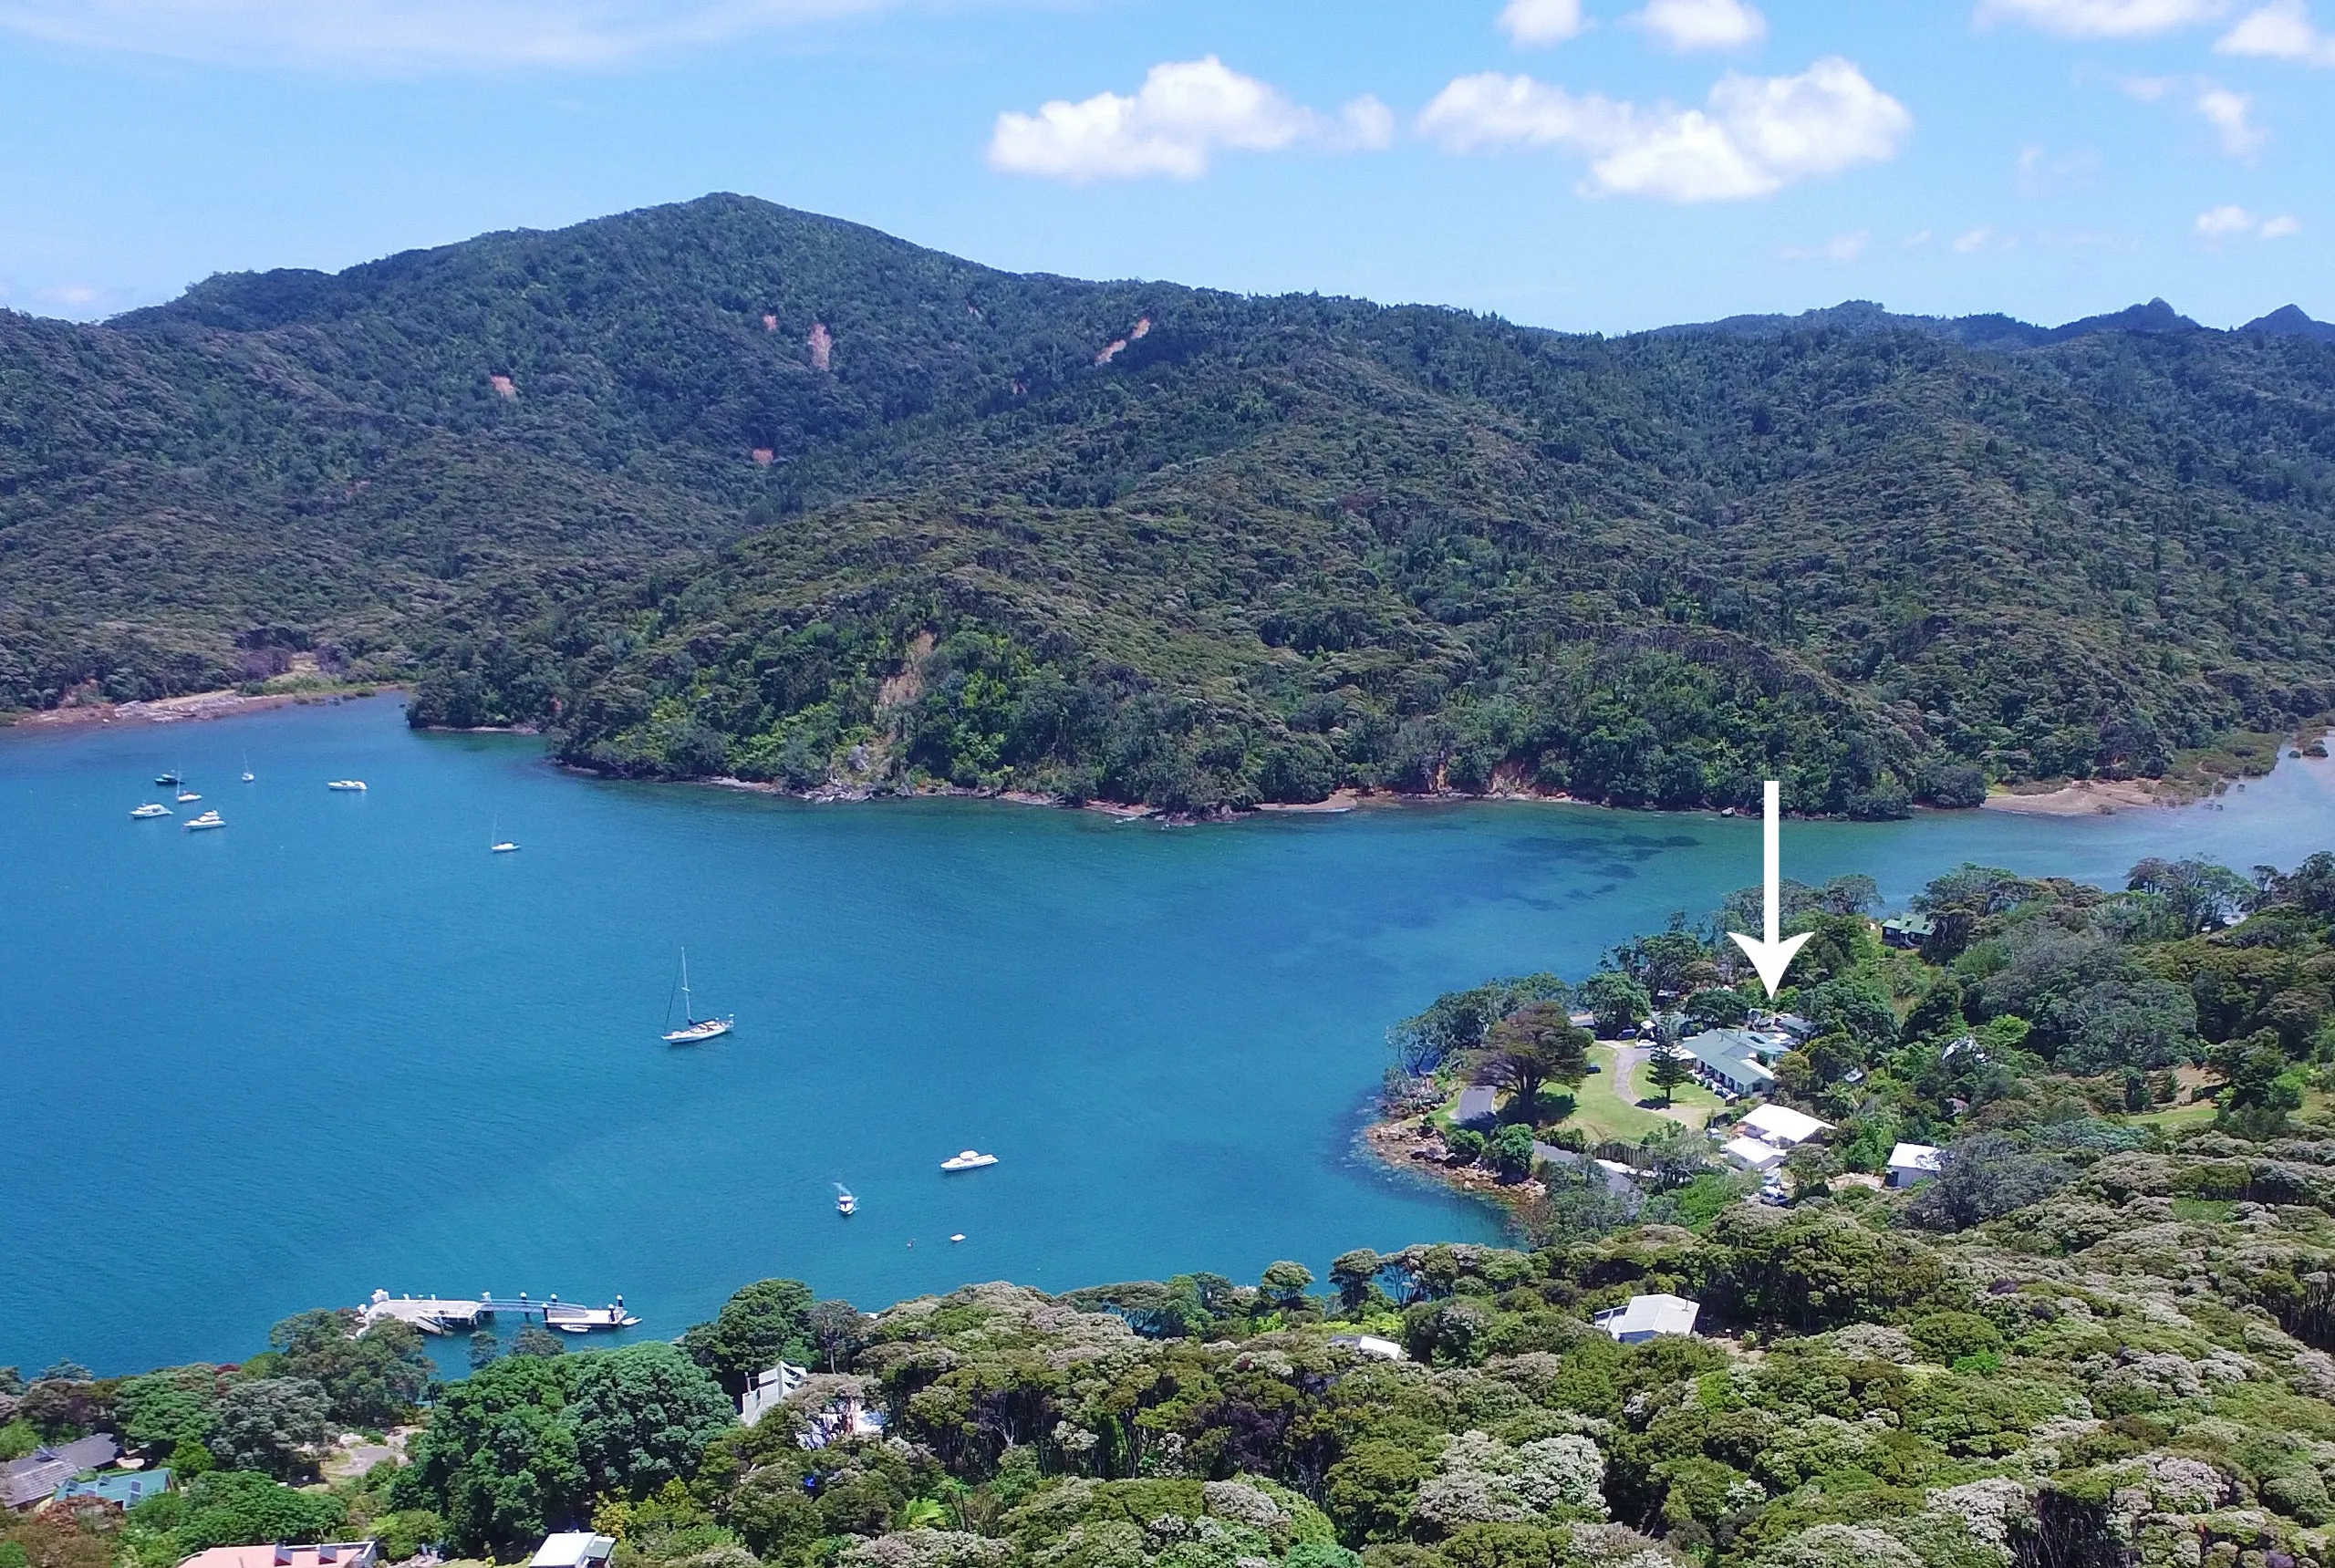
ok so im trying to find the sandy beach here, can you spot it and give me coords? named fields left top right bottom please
left=1981, top=778, right=2185, bottom=815
left=5, top=684, right=384, bottom=732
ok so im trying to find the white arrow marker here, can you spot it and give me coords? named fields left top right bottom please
left=1728, top=780, right=1812, bottom=1001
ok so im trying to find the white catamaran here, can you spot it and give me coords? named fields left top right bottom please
left=660, top=949, right=734, bottom=1044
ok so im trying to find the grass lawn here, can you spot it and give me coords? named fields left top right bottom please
left=1555, top=1044, right=1721, bottom=1144
left=2132, top=1100, right=2218, bottom=1131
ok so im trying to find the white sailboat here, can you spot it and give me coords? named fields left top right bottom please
left=242, top=752, right=254, bottom=783
left=175, top=768, right=201, bottom=803
left=660, top=949, right=734, bottom=1044
left=491, top=815, right=518, bottom=853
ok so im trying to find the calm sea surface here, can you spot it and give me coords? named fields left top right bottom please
left=7, top=695, right=2335, bottom=1375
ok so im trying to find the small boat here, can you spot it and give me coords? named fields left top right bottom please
left=154, top=772, right=180, bottom=786
left=950, top=1233, right=966, bottom=1243
left=177, top=789, right=202, bottom=803
left=660, top=948, right=734, bottom=1044
left=130, top=803, right=171, bottom=819
left=491, top=815, right=518, bottom=853
left=836, top=1188, right=856, bottom=1217
left=940, top=1150, right=999, bottom=1172
left=327, top=779, right=368, bottom=792
left=183, top=811, right=225, bottom=831
left=242, top=753, right=254, bottom=784
left=493, top=841, right=520, bottom=854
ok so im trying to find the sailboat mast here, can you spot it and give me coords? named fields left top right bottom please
left=680, top=949, right=693, bottom=1023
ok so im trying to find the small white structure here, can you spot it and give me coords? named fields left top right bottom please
left=1592, top=1293, right=1701, bottom=1344
left=1329, top=1334, right=1406, bottom=1362
left=741, top=1361, right=810, bottom=1426
left=1737, top=1104, right=1831, bottom=1147
left=1888, top=1142, right=1944, bottom=1188
left=1723, top=1135, right=1788, bottom=1171
left=529, top=1535, right=616, bottom=1568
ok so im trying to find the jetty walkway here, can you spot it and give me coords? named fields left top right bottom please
left=362, top=1289, right=638, bottom=1335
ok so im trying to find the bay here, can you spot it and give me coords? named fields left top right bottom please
left=5, top=694, right=2334, bottom=1376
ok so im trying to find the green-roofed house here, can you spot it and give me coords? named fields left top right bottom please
left=1680, top=1028, right=1778, bottom=1097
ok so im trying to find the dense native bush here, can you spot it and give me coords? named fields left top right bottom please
left=7, top=198, right=2335, bottom=812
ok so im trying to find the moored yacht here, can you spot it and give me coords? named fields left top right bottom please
left=130, top=803, right=171, bottom=819
left=940, top=1150, right=999, bottom=1172
left=659, top=949, right=734, bottom=1044
left=327, top=779, right=368, bottom=792
left=183, top=810, right=225, bottom=831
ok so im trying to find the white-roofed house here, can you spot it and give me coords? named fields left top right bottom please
left=1888, top=1142, right=1945, bottom=1188
left=1737, top=1104, right=1831, bottom=1148
left=1591, top=1293, right=1701, bottom=1344
left=529, top=1535, right=616, bottom=1568
left=1722, top=1136, right=1788, bottom=1171
left=741, top=1362, right=810, bottom=1427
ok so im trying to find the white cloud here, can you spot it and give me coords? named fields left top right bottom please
left=2195, top=202, right=2257, bottom=235
left=2015, top=143, right=2101, bottom=197
left=1904, top=229, right=1935, bottom=248
left=2216, top=0, right=2335, bottom=59
left=2194, top=85, right=2266, bottom=153
left=1635, top=0, right=1766, bottom=49
left=1780, top=230, right=1870, bottom=262
left=1953, top=224, right=2016, bottom=252
left=989, top=57, right=1391, bottom=182
left=2120, top=73, right=2179, bottom=99
left=1500, top=0, right=1590, bottom=45
left=1418, top=56, right=1909, bottom=202
left=1977, top=0, right=2226, bottom=36
left=2195, top=204, right=2303, bottom=240
left=0, top=0, right=887, bottom=68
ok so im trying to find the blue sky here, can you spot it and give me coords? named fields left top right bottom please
left=0, top=0, right=2326, bottom=331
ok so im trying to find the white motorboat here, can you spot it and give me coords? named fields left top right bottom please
left=659, top=949, right=734, bottom=1044
left=130, top=803, right=171, bottom=819
left=183, top=811, right=225, bottom=831
left=327, top=779, right=368, bottom=792
left=950, top=1233, right=966, bottom=1243
left=177, top=788, right=202, bottom=803
left=940, top=1150, right=999, bottom=1172
left=836, top=1188, right=856, bottom=1217
left=492, top=841, right=520, bottom=854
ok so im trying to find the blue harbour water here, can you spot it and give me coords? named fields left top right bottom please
left=6, top=694, right=2335, bottom=1376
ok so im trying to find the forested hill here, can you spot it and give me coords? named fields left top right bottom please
left=5, top=194, right=2335, bottom=815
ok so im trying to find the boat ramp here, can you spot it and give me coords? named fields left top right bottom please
left=363, top=1288, right=638, bottom=1335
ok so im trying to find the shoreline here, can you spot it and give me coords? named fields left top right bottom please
left=1981, top=777, right=2194, bottom=816
left=1361, top=1110, right=1547, bottom=1217
left=2, top=682, right=393, bottom=732
left=16, top=690, right=2299, bottom=832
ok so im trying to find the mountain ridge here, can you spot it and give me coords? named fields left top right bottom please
left=4, top=192, right=2334, bottom=815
